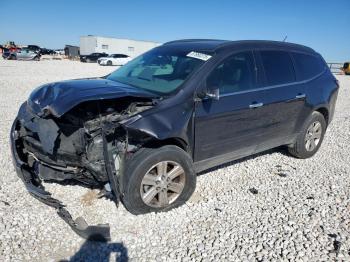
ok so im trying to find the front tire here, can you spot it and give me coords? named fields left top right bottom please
left=121, top=145, right=196, bottom=215
left=288, top=111, right=326, bottom=159
left=107, top=60, right=112, bottom=66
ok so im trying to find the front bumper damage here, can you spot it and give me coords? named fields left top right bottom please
left=10, top=118, right=114, bottom=241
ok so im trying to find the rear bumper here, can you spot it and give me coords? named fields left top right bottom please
left=10, top=118, right=111, bottom=241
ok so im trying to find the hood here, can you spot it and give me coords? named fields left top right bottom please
left=28, top=78, right=158, bottom=117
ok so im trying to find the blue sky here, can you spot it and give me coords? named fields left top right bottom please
left=1, top=0, right=349, bottom=61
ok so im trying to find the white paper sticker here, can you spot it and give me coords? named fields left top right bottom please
left=186, top=51, right=212, bottom=61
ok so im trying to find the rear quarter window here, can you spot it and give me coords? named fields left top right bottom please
left=291, top=52, right=325, bottom=80
left=260, top=50, right=295, bottom=86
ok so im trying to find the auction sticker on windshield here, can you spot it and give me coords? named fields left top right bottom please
left=186, top=51, right=212, bottom=61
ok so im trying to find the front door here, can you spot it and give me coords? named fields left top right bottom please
left=194, top=51, right=268, bottom=163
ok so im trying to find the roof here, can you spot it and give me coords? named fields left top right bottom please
left=163, top=39, right=228, bottom=53
left=163, top=39, right=316, bottom=54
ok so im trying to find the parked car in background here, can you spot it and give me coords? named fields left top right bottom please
left=80, top=52, right=108, bottom=62
left=97, top=54, right=131, bottom=66
left=26, top=45, right=41, bottom=53
left=2, top=45, right=21, bottom=59
left=54, top=49, right=65, bottom=55
left=342, top=62, right=350, bottom=75
left=10, top=39, right=338, bottom=240
left=40, top=48, right=55, bottom=55
left=2, top=49, right=14, bottom=59
left=12, top=48, right=41, bottom=60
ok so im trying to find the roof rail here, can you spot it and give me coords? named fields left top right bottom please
left=163, top=39, right=227, bottom=45
left=213, top=40, right=315, bottom=53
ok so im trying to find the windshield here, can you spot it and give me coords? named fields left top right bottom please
left=106, top=47, right=210, bottom=94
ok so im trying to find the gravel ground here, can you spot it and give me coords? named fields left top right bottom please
left=0, top=59, right=349, bottom=261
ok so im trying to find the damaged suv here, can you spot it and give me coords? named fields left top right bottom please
left=11, top=39, right=338, bottom=240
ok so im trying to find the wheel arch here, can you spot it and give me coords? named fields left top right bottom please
left=314, top=106, right=329, bottom=126
left=122, top=127, right=191, bottom=157
left=143, top=136, right=189, bottom=153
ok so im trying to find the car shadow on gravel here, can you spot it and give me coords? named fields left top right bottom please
left=60, top=240, right=128, bottom=262
left=198, top=147, right=289, bottom=176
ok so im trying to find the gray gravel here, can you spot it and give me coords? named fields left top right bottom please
left=1, top=59, right=350, bottom=261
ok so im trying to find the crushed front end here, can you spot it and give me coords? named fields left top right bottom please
left=10, top=98, right=154, bottom=241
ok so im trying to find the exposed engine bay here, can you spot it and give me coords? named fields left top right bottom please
left=16, top=97, right=155, bottom=187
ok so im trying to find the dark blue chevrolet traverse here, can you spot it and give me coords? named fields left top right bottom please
left=11, top=40, right=339, bottom=239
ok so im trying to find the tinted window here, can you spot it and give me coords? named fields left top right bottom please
left=343, top=63, right=349, bottom=69
left=260, top=51, right=295, bottom=85
left=292, top=52, right=325, bottom=80
left=207, top=52, right=255, bottom=94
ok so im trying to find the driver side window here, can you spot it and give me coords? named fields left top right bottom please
left=207, top=52, right=256, bottom=95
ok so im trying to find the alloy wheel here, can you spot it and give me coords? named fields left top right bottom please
left=305, top=121, right=322, bottom=152
left=140, top=161, right=185, bottom=208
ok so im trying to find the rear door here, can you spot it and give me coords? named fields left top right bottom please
left=194, top=51, right=268, bottom=162
left=254, top=50, right=307, bottom=151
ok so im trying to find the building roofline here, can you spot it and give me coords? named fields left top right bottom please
left=80, top=35, right=161, bottom=44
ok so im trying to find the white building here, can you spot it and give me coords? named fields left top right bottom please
left=80, top=35, right=161, bottom=57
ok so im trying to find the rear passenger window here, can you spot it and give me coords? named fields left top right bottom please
left=207, top=52, right=255, bottom=94
left=292, top=52, right=325, bottom=80
left=260, top=51, right=295, bottom=86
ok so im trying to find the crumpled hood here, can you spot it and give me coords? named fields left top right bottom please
left=28, top=78, right=157, bottom=117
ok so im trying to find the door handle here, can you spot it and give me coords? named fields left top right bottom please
left=249, top=102, right=264, bottom=109
left=295, top=93, right=306, bottom=99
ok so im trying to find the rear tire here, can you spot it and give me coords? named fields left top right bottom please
left=121, top=145, right=196, bottom=215
left=34, top=56, right=40, bottom=61
left=288, top=111, right=326, bottom=159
